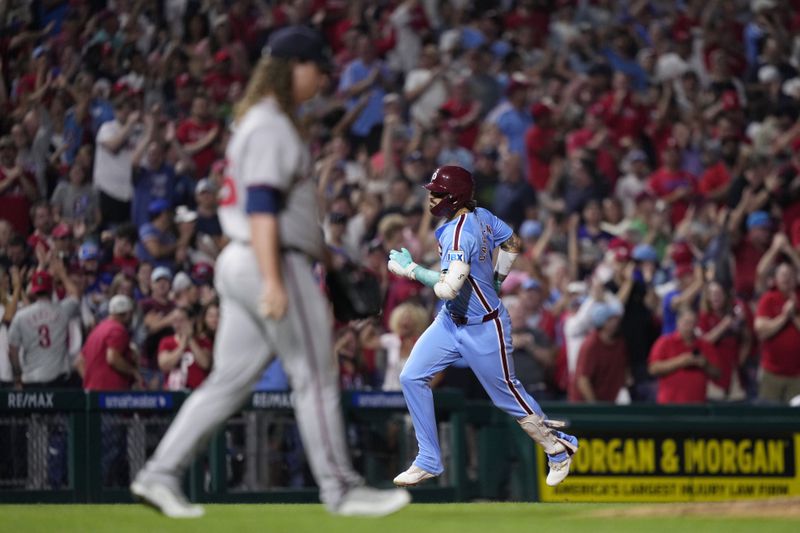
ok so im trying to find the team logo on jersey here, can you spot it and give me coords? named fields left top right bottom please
left=446, top=250, right=465, bottom=262
left=218, top=176, right=237, bottom=206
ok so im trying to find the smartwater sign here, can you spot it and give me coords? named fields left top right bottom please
left=98, top=393, right=174, bottom=410
left=538, top=434, right=800, bottom=502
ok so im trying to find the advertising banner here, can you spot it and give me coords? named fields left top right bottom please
left=538, top=434, right=800, bottom=502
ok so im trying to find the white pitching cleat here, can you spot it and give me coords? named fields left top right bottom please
left=393, top=465, right=436, bottom=487
left=335, top=486, right=411, bottom=517
left=131, top=478, right=205, bottom=518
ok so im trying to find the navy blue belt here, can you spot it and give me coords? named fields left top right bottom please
left=450, top=308, right=498, bottom=326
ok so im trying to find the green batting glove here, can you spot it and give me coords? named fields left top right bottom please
left=389, top=248, right=415, bottom=268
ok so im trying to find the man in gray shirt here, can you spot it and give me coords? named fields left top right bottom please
left=8, top=258, right=81, bottom=388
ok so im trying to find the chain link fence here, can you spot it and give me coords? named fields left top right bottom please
left=0, top=414, right=70, bottom=490
left=98, top=413, right=173, bottom=489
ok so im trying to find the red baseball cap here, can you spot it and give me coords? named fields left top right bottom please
left=608, top=238, right=632, bottom=262
left=191, top=262, right=214, bottom=285
left=530, top=102, right=552, bottom=120
left=30, top=271, right=53, bottom=295
left=52, top=222, right=72, bottom=239
left=671, top=241, right=693, bottom=265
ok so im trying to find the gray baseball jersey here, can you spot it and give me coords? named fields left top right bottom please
left=218, top=97, right=325, bottom=261
left=140, top=95, right=363, bottom=510
left=8, top=297, right=80, bottom=383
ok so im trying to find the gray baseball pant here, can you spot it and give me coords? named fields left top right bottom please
left=141, top=242, right=362, bottom=509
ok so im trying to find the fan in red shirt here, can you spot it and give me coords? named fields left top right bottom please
left=571, top=302, right=628, bottom=403
left=158, top=307, right=212, bottom=391
left=566, top=107, right=617, bottom=183
left=697, top=281, right=752, bottom=400
left=524, top=103, right=556, bottom=192
left=697, top=155, right=732, bottom=205
left=176, top=94, right=219, bottom=179
left=439, top=77, right=481, bottom=150
left=594, top=72, right=648, bottom=149
left=729, top=210, right=773, bottom=301
left=648, top=308, right=720, bottom=404
left=203, top=50, right=244, bottom=105
left=82, top=295, right=141, bottom=390
left=0, top=135, right=39, bottom=235
left=754, top=263, right=800, bottom=404
left=648, top=138, right=697, bottom=227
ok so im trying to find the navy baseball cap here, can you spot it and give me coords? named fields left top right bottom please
left=263, top=26, right=331, bottom=71
left=746, top=210, right=771, bottom=230
left=148, top=198, right=171, bottom=217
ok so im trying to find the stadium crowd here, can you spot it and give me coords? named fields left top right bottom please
left=1, top=0, right=800, bottom=406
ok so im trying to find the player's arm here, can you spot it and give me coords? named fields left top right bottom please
left=9, top=344, right=23, bottom=389
left=576, top=375, right=596, bottom=403
left=648, top=352, right=695, bottom=376
left=141, top=235, right=178, bottom=259
left=107, top=347, right=141, bottom=382
left=74, top=352, right=85, bottom=379
left=248, top=188, right=287, bottom=319
left=387, top=247, right=470, bottom=300
left=494, top=232, right=521, bottom=291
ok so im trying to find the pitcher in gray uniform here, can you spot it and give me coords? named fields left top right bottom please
left=131, top=26, right=410, bottom=518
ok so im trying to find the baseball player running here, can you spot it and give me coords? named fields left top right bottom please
left=388, top=165, right=579, bottom=488
left=131, top=26, right=410, bottom=518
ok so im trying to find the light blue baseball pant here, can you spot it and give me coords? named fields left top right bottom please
left=399, top=308, right=552, bottom=475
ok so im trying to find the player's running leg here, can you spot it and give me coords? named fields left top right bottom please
left=132, top=244, right=275, bottom=517
left=278, top=254, right=410, bottom=516
left=395, top=314, right=461, bottom=486
left=132, top=296, right=274, bottom=517
left=457, top=309, right=578, bottom=486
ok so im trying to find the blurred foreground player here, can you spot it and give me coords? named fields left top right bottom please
left=131, top=26, right=410, bottom=518
left=387, top=165, right=579, bottom=488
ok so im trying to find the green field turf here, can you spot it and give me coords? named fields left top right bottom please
left=0, top=503, right=796, bottom=533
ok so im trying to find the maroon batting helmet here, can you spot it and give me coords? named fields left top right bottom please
left=424, top=165, right=475, bottom=218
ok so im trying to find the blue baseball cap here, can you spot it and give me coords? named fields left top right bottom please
left=591, top=302, right=623, bottom=328
left=78, top=242, right=100, bottom=262
left=522, top=278, right=542, bottom=291
left=632, top=244, right=658, bottom=263
left=148, top=198, right=172, bottom=217
left=520, top=220, right=543, bottom=240
left=746, top=211, right=771, bottom=230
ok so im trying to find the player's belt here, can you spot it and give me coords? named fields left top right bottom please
left=449, top=308, right=499, bottom=326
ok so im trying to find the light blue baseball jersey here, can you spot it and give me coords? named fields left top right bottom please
left=435, top=207, right=512, bottom=318
left=400, top=208, right=571, bottom=476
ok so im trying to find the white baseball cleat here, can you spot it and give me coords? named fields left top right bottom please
left=546, top=456, right=573, bottom=486
left=335, top=486, right=411, bottom=517
left=131, top=478, right=205, bottom=518
left=546, top=434, right=579, bottom=487
left=393, top=465, right=436, bottom=487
